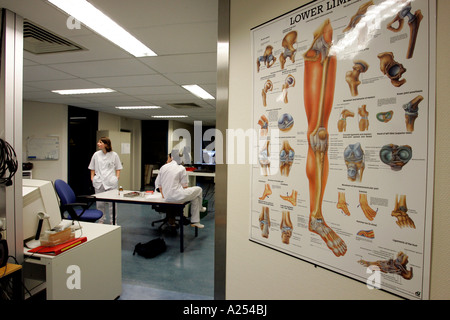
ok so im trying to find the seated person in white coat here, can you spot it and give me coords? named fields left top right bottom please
left=155, top=153, right=206, bottom=229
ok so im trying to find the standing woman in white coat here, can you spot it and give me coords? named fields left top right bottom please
left=88, top=137, right=123, bottom=224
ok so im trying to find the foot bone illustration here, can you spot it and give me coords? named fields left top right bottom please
left=358, top=251, right=413, bottom=280
left=259, top=183, right=272, bottom=200
left=391, top=194, right=415, bottom=229
left=337, top=191, right=351, bottom=216
left=359, top=192, right=377, bottom=221
left=280, top=189, right=297, bottom=207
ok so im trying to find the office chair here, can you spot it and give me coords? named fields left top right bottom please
left=151, top=204, right=178, bottom=231
left=54, top=179, right=103, bottom=223
left=151, top=202, right=190, bottom=232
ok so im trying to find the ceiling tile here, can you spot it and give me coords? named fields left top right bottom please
left=87, top=74, right=172, bottom=88
left=139, top=52, right=217, bottom=74
left=23, top=65, right=77, bottom=81
left=49, top=59, right=155, bottom=78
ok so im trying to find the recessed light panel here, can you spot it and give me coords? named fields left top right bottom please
left=52, top=88, right=115, bottom=95
left=48, top=0, right=157, bottom=57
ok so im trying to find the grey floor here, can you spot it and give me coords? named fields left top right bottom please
left=116, top=180, right=215, bottom=300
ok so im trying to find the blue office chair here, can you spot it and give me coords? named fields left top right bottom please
left=54, top=179, right=103, bottom=223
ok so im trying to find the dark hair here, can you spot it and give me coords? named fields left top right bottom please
left=100, top=137, right=112, bottom=152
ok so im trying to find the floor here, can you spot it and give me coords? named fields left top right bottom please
left=117, top=179, right=215, bottom=300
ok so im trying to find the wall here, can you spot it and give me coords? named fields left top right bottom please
left=22, top=101, right=142, bottom=190
left=430, top=0, right=450, bottom=299
left=23, top=100, right=68, bottom=182
left=225, top=0, right=449, bottom=299
left=98, top=113, right=142, bottom=190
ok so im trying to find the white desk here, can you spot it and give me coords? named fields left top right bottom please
left=94, top=189, right=196, bottom=252
left=23, top=221, right=121, bottom=300
left=152, top=169, right=215, bottom=186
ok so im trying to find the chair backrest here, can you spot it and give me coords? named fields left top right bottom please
left=54, top=179, right=77, bottom=205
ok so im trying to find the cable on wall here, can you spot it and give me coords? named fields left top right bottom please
left=0, top=138, right=18, bottom=186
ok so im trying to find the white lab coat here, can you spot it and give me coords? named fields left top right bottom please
left=88, top=150, right=123, bottom=190
left=155, top=160, right=203, bottom=223
left=88, top=150, right=123, bottom=223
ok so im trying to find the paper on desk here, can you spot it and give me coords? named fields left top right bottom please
left=145, top=192, right=163, bottom=200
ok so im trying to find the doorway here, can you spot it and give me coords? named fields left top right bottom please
left=68, top=106, right=98, bottom=195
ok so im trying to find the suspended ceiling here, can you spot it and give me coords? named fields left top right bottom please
left=0, top=0, right=218, bottom=125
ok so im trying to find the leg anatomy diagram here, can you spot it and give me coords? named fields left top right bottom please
left=303, top=19, right=347, bottom=257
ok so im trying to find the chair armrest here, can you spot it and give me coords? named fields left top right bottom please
left=76, top=195, right=97, bottom=207
left=77, top=195, right=96, bottom=200
left=64, top=202, right=89, bottom=208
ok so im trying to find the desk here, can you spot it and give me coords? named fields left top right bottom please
left=23, top=221, right=121, bottom=300
left=152, top=169, right=215, bottom=186
left=93, top=189, right=197, bottom=253
left=0, top=263, right=23, bottom=300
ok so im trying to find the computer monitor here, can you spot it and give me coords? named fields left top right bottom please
left=23, top=179, right=62, bottom=245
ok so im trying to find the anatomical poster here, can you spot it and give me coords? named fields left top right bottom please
left=250, top=0, right=435, bottom=300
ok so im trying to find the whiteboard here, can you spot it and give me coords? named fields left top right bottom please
left=27, top=136, right=60, bottom=160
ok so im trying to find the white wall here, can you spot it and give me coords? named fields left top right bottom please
left=23, top=101, right=142, bottom=190
left=98, top=112, right=142, bottom=190
left=225, top=0, right=449, bottom=299
left=23, top=100, right=68, bottom=182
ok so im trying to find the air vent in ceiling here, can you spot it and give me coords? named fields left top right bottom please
left=23, top=19, right=87, bottom=54
left=169, top=102, right=202, bottom=109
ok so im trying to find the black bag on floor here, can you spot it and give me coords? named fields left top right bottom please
left=133, top=238, right=166, bottom=258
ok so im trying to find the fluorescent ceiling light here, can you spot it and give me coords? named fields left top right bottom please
left=151, top=115, right=188, bottom=119
left=48, top=0, right=157, bottom=57
left=52, top=88, right=115, bottom=95
left=182, top=85, right=215, bottom=100
left=115, top=106, right=161, bottom=110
